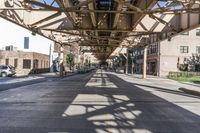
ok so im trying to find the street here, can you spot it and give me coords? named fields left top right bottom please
left=0, top=74, right=60, bottom=92
left=0, top=70, right=200, bottom=133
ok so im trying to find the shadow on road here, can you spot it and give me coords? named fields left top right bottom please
left=1, top=70, right=200, bottom=133
left=47, top=70, right=200, bottom=133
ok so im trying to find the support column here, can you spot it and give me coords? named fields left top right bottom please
left=126, top=48, right=128, bottom=74
left=143, top=46, right=147, bottom=79
left=49, top=43, right=53, bottom=72
left=59, top=45, right=64, bottom=77
left=131, top=58, right=134, bottom=75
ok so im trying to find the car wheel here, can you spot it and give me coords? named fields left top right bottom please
left=1, top=72, right=7, bottom=77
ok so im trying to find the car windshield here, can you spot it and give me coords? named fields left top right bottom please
left=0, top=66, right=8, bottom=69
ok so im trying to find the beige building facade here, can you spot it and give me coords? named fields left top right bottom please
left=0, top=50, right=50, bottom=75
left=159, top=29, right=200, bottom=76
left=133, top=28, right=200, bottom=77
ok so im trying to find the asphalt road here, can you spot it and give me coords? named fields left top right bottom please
left=0, top=76, right=59, bottom=92
left=0, top=70, right=200, bottom=133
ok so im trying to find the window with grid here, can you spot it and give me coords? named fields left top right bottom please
left=5, top=59, right=9, bottom=65
left=196, top=29, right=200, bottom=36
left=14, top=59, right=18, bottom=68
left=180, top=46, right=189, bottom=53
left=23, top=59, right=31, bottom=69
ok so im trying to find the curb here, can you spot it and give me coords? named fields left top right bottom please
left=61, top=73, right=77, bottom=78
left=13, top=75, right=29, bottom=78
left=179, top=87, right=200, bottom=96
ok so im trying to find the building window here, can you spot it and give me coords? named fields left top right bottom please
left=5, top=45, right=14, bottom=51
left=33, top=59, right=39, bottom=69
left=180, top=46, right=189, bottom=53
left=5, top=59, right=9, bottom=65
left=148, top=43, right=158, bottom=54
left=181, top=31, right=189, bottom=35
left=196, top=46, right=200, bottom=53
left=196, top=29, right=200, bottom=36
left=23, top=59, right=31, bottom=69
left=24, top=37, right=29, bottom=49
left=14, top=59, right=18, bottom=68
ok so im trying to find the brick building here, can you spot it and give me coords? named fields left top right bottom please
left=0, top=50, right=50, bottom=75
left=132, top=28, right=200, bottom=77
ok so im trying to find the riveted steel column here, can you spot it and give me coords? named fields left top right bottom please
left=59, top=45, right=64, bottom=77
left=143, top=46, right=147, bottom=79
left=126, top=48, right=128, bottom=74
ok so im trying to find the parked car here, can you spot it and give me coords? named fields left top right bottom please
left=0, top=65, right=16, bottom=77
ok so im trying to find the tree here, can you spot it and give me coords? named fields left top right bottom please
left=186, top=54, right=200, bottom=71
left=178, top=54, right=200, bottom=72
left=66, top=53, right=75, bottom=71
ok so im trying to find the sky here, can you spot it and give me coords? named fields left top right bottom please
left=0, top=17, right=53, bottom=55
left=34, top=0, right=59, bottom=8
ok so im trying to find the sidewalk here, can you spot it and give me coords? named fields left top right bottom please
left=124, top=73, right=200, bottom=96
left=0, top=72, right=78, bottom=85
left=15, top=71, right=78, bottom=78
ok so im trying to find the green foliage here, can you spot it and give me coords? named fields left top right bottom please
left=168, top=72, right=200, bottom=78
left=177, top=54, right=200, bottom=72
left=66, top=53, right=74, bottom=70
left=168, top=76, right=200, bottom=83
left=178, top=64, right=188, bottom=71
left=168, top=72, right=200, bottom=83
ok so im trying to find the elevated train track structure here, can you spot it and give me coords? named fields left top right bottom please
left=0, top=0, right=200, bottom=62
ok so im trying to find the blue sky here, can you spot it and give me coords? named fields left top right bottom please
left=153, top=1, right=182, bottom=10
left=34, top=0, right=59, bottom=7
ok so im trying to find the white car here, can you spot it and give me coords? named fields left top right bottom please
left=0, top=65, right=16, bottom=77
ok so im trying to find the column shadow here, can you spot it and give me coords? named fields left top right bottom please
left=48, top=70, right=200, bottom=133
left=3, top=70, right=200, bottom=133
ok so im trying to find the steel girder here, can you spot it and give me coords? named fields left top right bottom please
left=0, top=0, right=200, bottom=61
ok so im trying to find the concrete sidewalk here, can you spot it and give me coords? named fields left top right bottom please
left=1, top=72, right=78, bottom=85
left=125, top=73, right=200, bottom=96
left=15, top=71, right=78, bottom=78
left=14, top=72, right=60, bottom=78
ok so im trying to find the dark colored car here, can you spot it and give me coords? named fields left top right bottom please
left=0, top=65, right=16, bottom=77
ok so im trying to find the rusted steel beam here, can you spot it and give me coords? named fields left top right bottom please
left=43, top=28, right=134, bottom=32
left=30, top=12, right=61, bottom=26
left=1, top=7, right=200, bottom=14
left=79, top=44, right=119, bottom=47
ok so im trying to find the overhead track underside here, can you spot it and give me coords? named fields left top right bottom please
left=0, top=0, right=200, bottom=61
